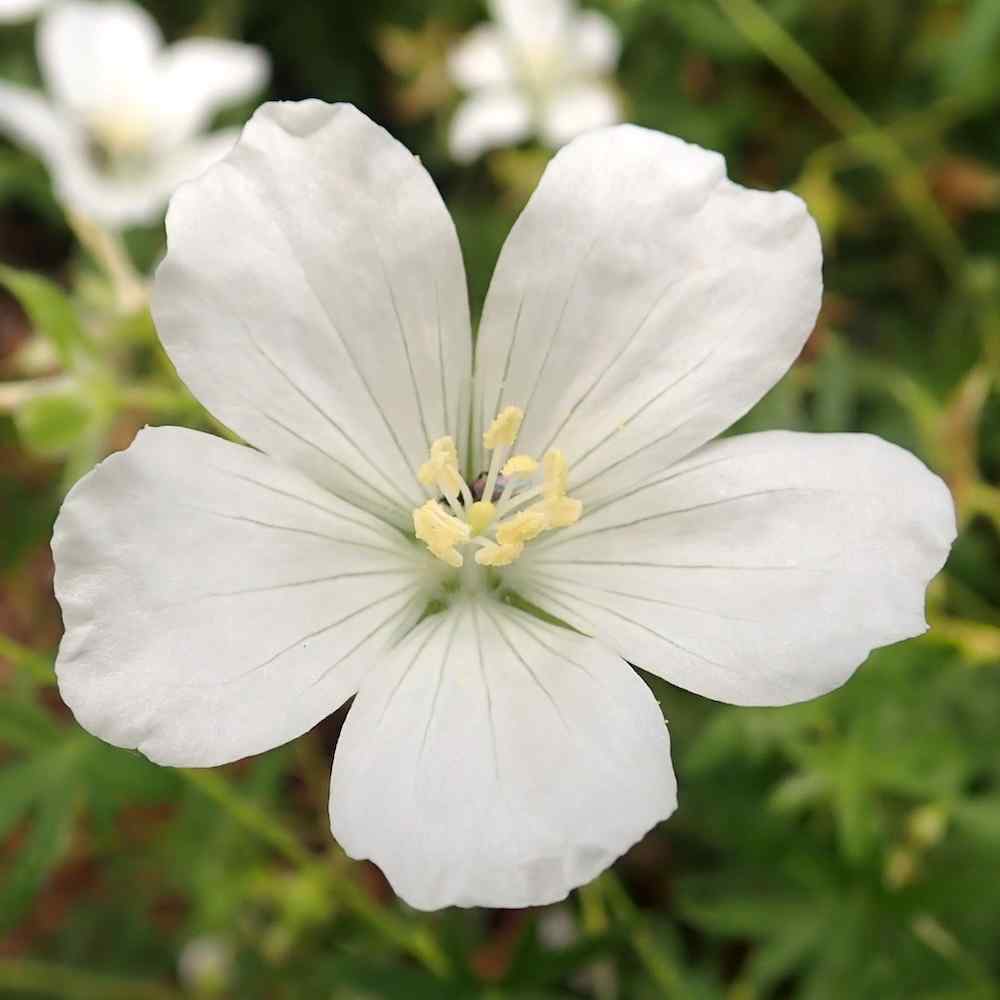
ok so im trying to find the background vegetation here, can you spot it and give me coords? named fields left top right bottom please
left=1, top=0, right=998, bottom=997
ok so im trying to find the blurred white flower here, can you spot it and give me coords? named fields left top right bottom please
left=177, top=936, right=232, bottom=994
left=0, top=0, right=51, bottom=22
left=447, top=0, right=622, bottom=163
left=53, top=102, right=954, bottom=910
left=0, top=0, right=268, bottom=227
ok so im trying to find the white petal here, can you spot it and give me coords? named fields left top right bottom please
left=472, top=125, right=822, bottom=505
left=448, top=90, right=533, bottom=163
left=54, top=426, right=429, bottom=767
left=153, top=39, right=269, bottom=149
left=491, top=0, right=571, bottom=49
left=0, top=0, right=49, bottom=23
left=512, top=432, right=956, bottom=706
left=539, top=81, right=620, bottom=148
left=0, top=82, right=78, bottom=168
left=36, top=129, right=237, bottom=228
left=571, top=11, right=621, bottom=75
left=38, top=0, right=161, bottom=121
left=448, top=24, right=515, bottom=92
left=152, top=101, right=472, bottom=527
left=331, top=600, right=676, bottom=910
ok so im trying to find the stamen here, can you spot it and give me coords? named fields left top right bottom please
left=501, top=454, right=538, bottom=477
left=484, top=406, right=524, bottom=449
left=496, top=510, right=547, bottom=547
left=498, top=454, right=538, bottom=507
left=419, top=435, right=472, bottom=516
left=475, top=540, right=525, bottom=567
left=482, top=406, right=525, bottom=509
left=413, top=501, right=470, bottom=568
left=411, top=411, right=582, bottom=569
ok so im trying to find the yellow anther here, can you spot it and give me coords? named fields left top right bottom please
left=496, top=509, right=547, bottom=547
left=475, top=540, right=525, bottom=567
left=413, top=500, right=470, bottom=568
left=543, top=449, right=570, bottom=499
left=468, top=500, right=496, bottom=536
left=418, top=436, right=462, bottom=489
left=484, top=406, right=524, bottom=449
left=540, top=495, right=583, bottom=529
left=502, top=454, right=538, bottom=477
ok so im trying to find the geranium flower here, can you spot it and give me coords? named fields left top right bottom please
left=448, top=0, right=621, bottom=163
left=0, top=0, right=50, bottom=22
left=0, top=0, right=268, bottom=227
left=53, top=101, right=955, bottom=910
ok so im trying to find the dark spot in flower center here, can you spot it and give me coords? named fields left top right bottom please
left=470, top=472, right=508, bottom=503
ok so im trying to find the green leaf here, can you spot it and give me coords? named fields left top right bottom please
left=0, top=264, right=92, bottom=368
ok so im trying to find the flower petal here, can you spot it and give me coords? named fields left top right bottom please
left=153, top=101, right=472, bottom=528
left=571, top=11, right=621, bottom=75
left=0, top=82, right=78, bottom=169
left=472, top=125, right=822, bottom=505
left=330, top=601, right=676, bottom=909
left=491, top=0, right=571, bottom=49
left=0, top=0, right=49, bottom=22
left=539, top=81, right=620, bottom=148
left=54, top=426, right=429, bottom=767
left=38, top=0, right=161, bottom=120
left=448, top=89, right=533, bottom=163
left=43, top=128, right=238, bottom=228
left=448, top=24, right=515, bottom=92
left=153, top=39, right=270, bottom=149
left=512, top=431, right=956, bottom=706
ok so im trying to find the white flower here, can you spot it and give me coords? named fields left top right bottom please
left=0, top=0, right=268, bottom=227
left=53, top=101, right=955, bottom=911
left=0, top=0, right=51, bottom=23
left=447, top=0, right=622, bottom=163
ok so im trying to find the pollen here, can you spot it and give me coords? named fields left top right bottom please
left=413, top=500, right=470, bottom=568
left=411, top=407, right=583, bottom=569
left=484, top=406, right=524, bottom=449
left=502, top=454, right=538, bottom=477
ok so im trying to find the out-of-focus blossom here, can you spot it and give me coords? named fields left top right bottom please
left=0, top=0, right=268, bottom=227
left=0, top=0, right=51, bottom=23
left=448, top=0, right=622, bottom=163
left=52, top=101, right=955, bottom=910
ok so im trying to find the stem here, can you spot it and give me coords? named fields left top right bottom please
left=178, top=768, right=451, bottom=978
left=715, top=0, right=968, bottom=282
left=0, top=958, right=179, bottom=1000
left=66, top=212, right=148, bottom=314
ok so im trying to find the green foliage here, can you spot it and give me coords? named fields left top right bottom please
left=0, top=0, right=998, bottom=997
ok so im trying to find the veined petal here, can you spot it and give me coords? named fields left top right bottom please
left=153, top=39, right=270, bottom=150
left=472, top=125, right=822, bottom=505
left=539, top=81, right=620, bottom=148
left=448, top=90, right=533, bottom=163
left=54, top=427, right=429, bottom=767
left=153, top=101, right=472, bottom=528
left=448, top=24, right=515, bottom=92
left=330, top=601, right=676, bottom=910
left=38, top=0, right=161, bottom=121
left=512, top=432, right=956, bottom=706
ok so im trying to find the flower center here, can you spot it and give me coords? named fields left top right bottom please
left=412, top=406, right=582, bottom=569
left=86, top=108, right=153, bottom=176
